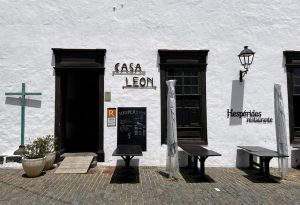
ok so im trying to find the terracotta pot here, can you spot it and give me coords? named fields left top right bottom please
left=44, top=152, right=56, bottom=170
left=22, top=157, right=46, bottom=177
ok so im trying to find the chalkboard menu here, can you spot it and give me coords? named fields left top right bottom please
left=117, top=107, right=146, bottom=151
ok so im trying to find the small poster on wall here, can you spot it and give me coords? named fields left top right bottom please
left=107, top=108, right=116, bottom=127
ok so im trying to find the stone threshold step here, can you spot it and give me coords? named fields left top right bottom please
left=61, top=152, right=97, bottom=157
left=60, top=153, right=98, bottom=168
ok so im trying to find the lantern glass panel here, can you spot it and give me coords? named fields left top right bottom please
left=239, top=53, right=254, bottom=69
left=249, top=55, right=254, bottom=64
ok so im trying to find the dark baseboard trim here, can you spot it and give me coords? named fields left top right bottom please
left=97, top=150, right=105, bottom=162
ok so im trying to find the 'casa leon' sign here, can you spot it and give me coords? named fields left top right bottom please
left=113, top=63, right=156, bottom=89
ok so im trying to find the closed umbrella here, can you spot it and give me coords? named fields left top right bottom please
left=274, top=84, right=288, bottom=179
left=166, top=80, right=179, bottom=178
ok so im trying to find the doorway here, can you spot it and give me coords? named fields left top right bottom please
left=62, top=71, right=99, bottom=152
left=53, top=48, right=106, bottom=161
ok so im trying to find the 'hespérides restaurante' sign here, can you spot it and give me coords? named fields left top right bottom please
left=227, top=109, right=273, bottom=123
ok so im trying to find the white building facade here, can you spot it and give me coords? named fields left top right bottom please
left=1, top=0, right=300, bottom=167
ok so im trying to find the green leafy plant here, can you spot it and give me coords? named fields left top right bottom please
left=45, top=135, right=59, bottom=153
left=35, top=135, right=58, bottom=153
left=44, top=135, right=55, bottom=153
left=22, top=141, right=46, bottom=159
left=22, top=135, right=59, bottom=159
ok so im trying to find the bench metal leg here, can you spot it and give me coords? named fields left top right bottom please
left=259, top=157, right=264, bottom=174
left=264, top=157, right=272, bottom=178
left=199, top=156, right=208, bottom=177
left=189, top=156, right=199, bottom=175
left=121, top=156, right=134, bottom=168
left=193, top=156, right=198, bottom=172
left=188, top=155, right=192, bottom=168
left=249, top=154, right=254, bottom=169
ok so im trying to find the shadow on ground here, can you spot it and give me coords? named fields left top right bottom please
left=22, top=171, right=46, bottom=178
left=156, top=170, right=180, bottom=181
left=110, top=166, right=140, bottom=184
left=238, top=168, right=281, bottom=183
left=179, top=167, right=215, bottom=183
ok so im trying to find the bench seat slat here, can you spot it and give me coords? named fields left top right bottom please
left=238, top=146, right=274, bottom=152
left=179, top=145, right=221, bottom=157
left=112, top=145, right=143, bottom=156
left=248, top=151, right=288, bottom=158
left=238, top=146, right=289, bottom=158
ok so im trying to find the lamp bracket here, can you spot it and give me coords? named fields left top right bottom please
left=240, top=69, right=248, bottom=82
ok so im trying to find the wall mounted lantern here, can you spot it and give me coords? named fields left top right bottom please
left=238, top=46, right=255, bottom=82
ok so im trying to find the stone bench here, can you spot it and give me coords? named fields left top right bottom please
left=238, top=146, right=289, bottom=177
left=179, top=144, right=221, bottom=177
left=112, top=145, right=143, bottom=168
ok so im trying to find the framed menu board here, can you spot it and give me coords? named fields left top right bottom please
left=117, top=107, right=146, bottom=151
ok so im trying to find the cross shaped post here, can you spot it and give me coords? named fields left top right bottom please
left=5, top=83, right=42, bottom=155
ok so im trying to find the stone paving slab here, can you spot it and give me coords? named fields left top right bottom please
left=0, top=166, right=299, bottom=205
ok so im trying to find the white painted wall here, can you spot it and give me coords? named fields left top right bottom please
left=1, top=0, right=300, bottom=167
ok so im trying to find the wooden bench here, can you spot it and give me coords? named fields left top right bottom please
left=112, top=145, right=142, bottom=168
left=238, top=146, right=289, bottom=177
left=179, top=144, right=221, bottom=177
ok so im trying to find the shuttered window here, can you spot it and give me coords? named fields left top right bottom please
left=159, top=50, right=208, bottom=145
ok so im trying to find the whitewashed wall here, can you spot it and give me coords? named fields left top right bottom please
left=1, top=0, right=300, bottom=167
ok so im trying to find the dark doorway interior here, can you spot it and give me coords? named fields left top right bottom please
left=61, top=71, right=99, bottom=152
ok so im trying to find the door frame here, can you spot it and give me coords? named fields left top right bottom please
left=52, top=48, right=106, bottom=161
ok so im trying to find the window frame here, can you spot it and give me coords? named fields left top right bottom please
left=284, top=50, right=300, bottom=144
left=159, top=50, right=209, bottom=145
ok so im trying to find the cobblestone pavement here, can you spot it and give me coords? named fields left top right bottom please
left=0, top=166, right=299, bottom=205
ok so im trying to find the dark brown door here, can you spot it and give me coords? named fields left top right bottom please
left=60, top=71, right=100, bottom=152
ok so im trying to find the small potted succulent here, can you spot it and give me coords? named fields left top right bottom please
left=22, top=140, right=46, bottom=177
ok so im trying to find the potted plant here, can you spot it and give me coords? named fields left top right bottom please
left=22, top=140, right=46, bottom=177
left=43, top=135, right=57, bottom=170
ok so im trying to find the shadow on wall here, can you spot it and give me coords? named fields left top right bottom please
left=178, top=150, right=188, bottom=167
left=156, top=52, right=160, bottom=72
left=5, top=97, right=41, bottom=108
left=236, top=149, right=250, bottom=168
left=229, top=80, right=245, bottom=126
left=291, top=149, right=300, bottom=168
